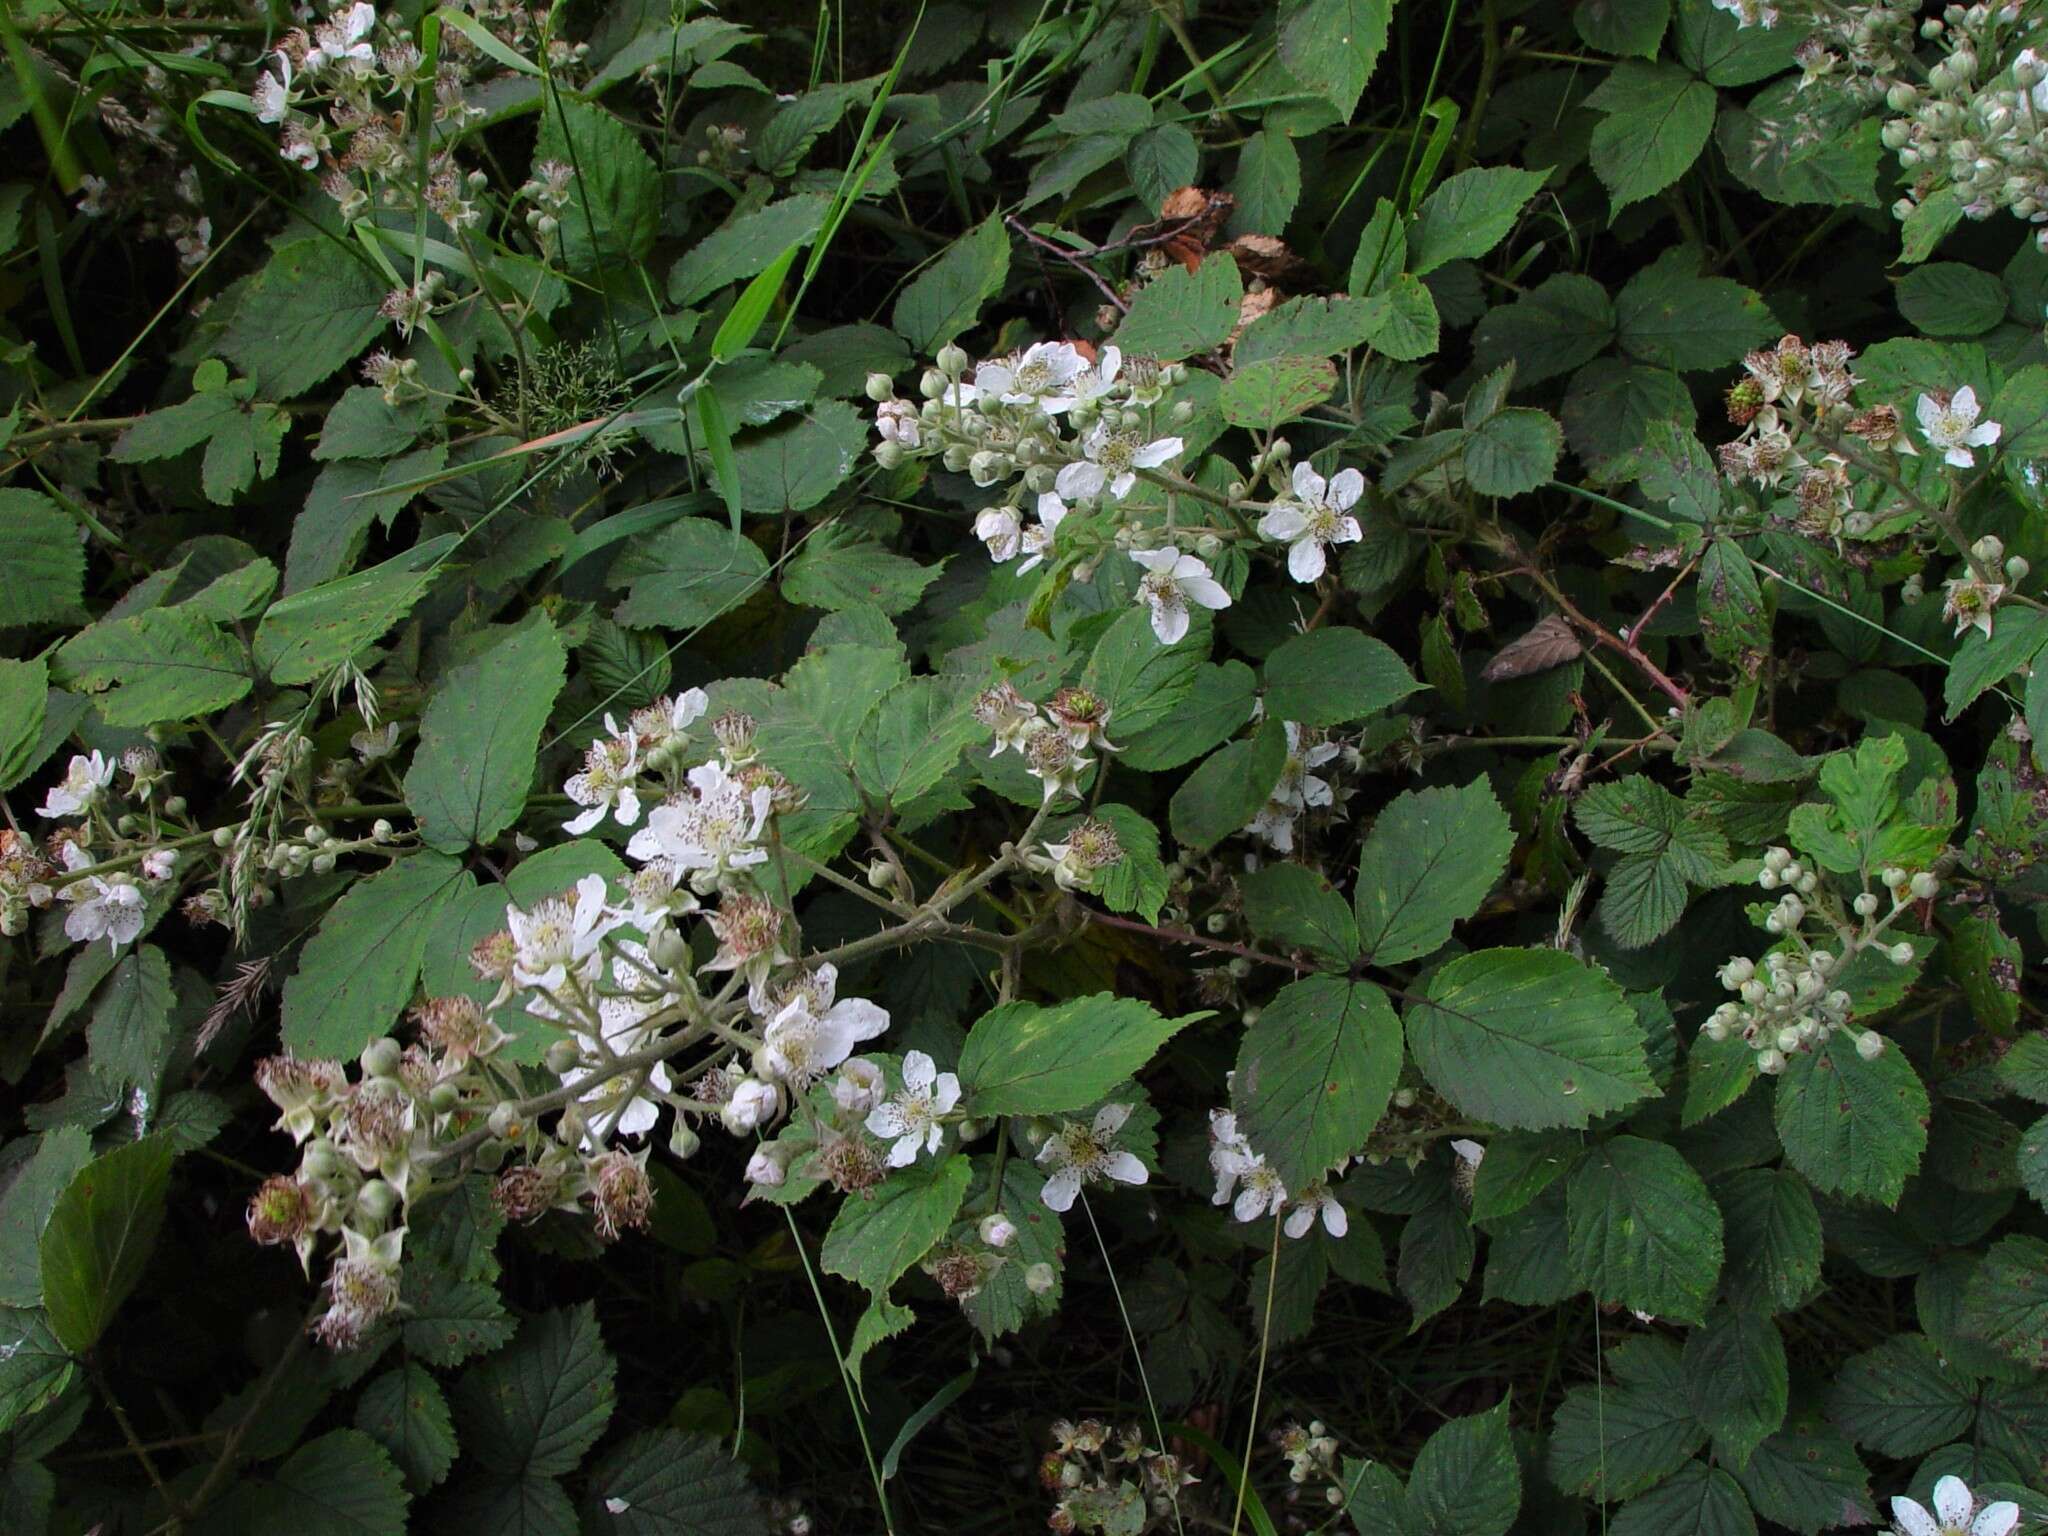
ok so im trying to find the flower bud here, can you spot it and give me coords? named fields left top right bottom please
left=1909, top=871, right=1939, bottom=900
left=545, top=1040, right=582, bottom=1074
left=864, top=372, right=896, bottom=403
left=2007, top=556, right=2030, bottom=583
left=936, top=343, right=970, bottom=378
left=361, top=1037, right=403, bottom=1079
left=1854, top=892, right=1880, bottom=916
left=979, top=1213, right=1017, bottom=1248
left=489, top=1102, right=524, bottom=1139
left=356, top=1178, right=400, bottom=1222
left=745, top=1146, right=789, bottom=1188
left=1889, top=942, right=1916, bottom=966
left=1856, top=1031, right=1886, bottom=1060
left=669, top=1121, right=701, bottom=1160
left=1024, top=1261, right=1056, bottom=1295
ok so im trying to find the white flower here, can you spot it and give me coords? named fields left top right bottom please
left=62, top=874, right=145, bottom=951
left=352, top=721, right=403, bottom=760
left=39, top=752, right=114, bottom=819
left=757, top=974, right=889, bottom=1087
left=253, top=58, right=292, bottom=123
left=866, top=1050, right=960, bottom=1166
left=1916, top=387, right=2002, bottom=468
left=140, top=849, right=177, bottom=882
left=1272, top=721, right=1339, bottom=811
left=1891, top=1475, right=2019, bottom=1536
left=875, top=398, right=922, bottom=448
left=1128, top=548, right=1230, bottom=644
left=744, top=1147, right=787, bottom=1188
left=506, top=874, right=617, bottom=994
left=1942, top=576, right=2007, bottom=640
left=1258, top=463, right=1365, bottom=583
left=832, top=1057, right=885, bottom=1115
left=1067, top=345, right=1123, bottom=410
left=1451, top=1138, right=1486, bottom=1170
left=625, top=760, right=773, bottom=893
left=975, top=507, right=1024, bottom=563
left=1208, top=1109, right=1260, bottom=1206
left=1036, top=1103, right=1148, bottom=1212
left=1283, top=1183, right=1348, bottom=1239
left=1231, top=1162, right=1289, bottom=1223
left=1055, top=423, right=1184, bottom=502
left=563, top=732, right=641, bottom=834
left=306, top=2, right=376, bottom=70
left=975, top=341, right=1090, bottom=412
left=722, top=1076, right=783, bottom=1133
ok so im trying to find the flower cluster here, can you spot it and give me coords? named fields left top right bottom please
left=1718, top=335, right=1898, bottom=540
left=1273, top=1420, right=1344, bottom=1508
left=1207, top=1108, right=1348, bottom=1239
left=1719, top=3, right=2048, bottom=252
left=974, top=682, right=1124, bottom=806
left=1246, top=721, right=1341, bottom=853
left=1700, top=847, right=1934, bottom=1072
left=1040, top=1419, right=1196, bottom=1535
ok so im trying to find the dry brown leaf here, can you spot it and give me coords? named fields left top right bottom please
left=1480, top=614, right=1584, bottom=682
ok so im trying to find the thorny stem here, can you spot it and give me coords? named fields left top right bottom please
left=1517, top=564, right=1691, bottom=711
left=1085, top=908, right=1314, bottom=973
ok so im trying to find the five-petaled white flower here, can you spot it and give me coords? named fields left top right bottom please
left=974, top=507, right=1024, bottom=563
left=1036, top=1103, right=1149, bottom=1212
left=1916, top=387, right=2002, bottom=469
left=253, top=53, right=293, bottom=123
left=975, top=341, right=1091, bottom=413
left=757, top=967, right=889, bottom=1087
left=306, top=2, right=377, bottom=71
left=563, top=956, right=674, bottom=1147
left=563, top=731, right=641, bottom=834
left=505, top=874, right=617, bottom=994
left=625, top=760, right=773, bottom=892
left=1258, top=463, right=1366, bottom=583
left=1283, top=1181, right=1348, bottom=1239
left=1891, top=1475, right=2018, bottom=1536
left=866, top=1050, right=960, bottom=1166
left=63, top=873, right=146, bottom=951
left=1129, top=548, right=1231, bottom=644
left=1055, top=422, right=1184, bottom=502
left=39, top=751, right=114, bottom=819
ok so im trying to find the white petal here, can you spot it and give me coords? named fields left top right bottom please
left=933, top=1073, right=962, bottom=1113
left=1094, top=1102, right=1132, bottom=1135
left=1131, top=436, right=1183, bottom=469
left=1150, top=599, right=1190, bottom=645
left=1917, top=393, right=1942, bottom=428
left=1108, top=471, right=1137, bottom=500
left=1973, top=1502, right=2020, bottom=1536
left=1952, top=385, right=1979, bottom=417
left=1967, top=420, right=2002, bottom=446
left=1128, top=547, right=1178, bottom=574
left=1934, top=1477, right=1974, bottom=1528
left=1327, top=467, right=1365, bottom=510
left=1103, top=1150, right=1147, bottom=1186
left=564, top=804, right=606, bottom=834
left=1178, top=575, right=1232, bottom=611
left=1321, top=1200, right=1348, bottom=1237
left=825, top=997, right=890, bottom=1043
left=902, top=1049, right=935, bottom=1091
left=1287, top=538, right=1328, bottom=584
left=1259, top=506, right=1310, bottom=541
left=1891, top=1498, right=1939, bottom=1536
left=1056, top=461, right=1105, bottom=501
left=1330, top=515, right=1362, bottom=545
left=1040, top=1170, right=1080, bottom=1211
left=1946, top=446, right=1976, bottom=468
left=866, top=1103, right=908, bottom=1139
left=1283, top=1205, right=1314, bottom=1239
left=1290, top=461, right=1326, bottom=503
left=887, top=1133, right=921, bottom=1167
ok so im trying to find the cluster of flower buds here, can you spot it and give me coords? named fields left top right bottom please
left=1882, top=18, right=2048, bottom=251
left=1273, top=1421, right=1344, bottom=1508
left=1700, top=847, right=1934, bottom=1072
left=1206, top=1108, right=1347, bottom=1239
left=1942, top=533, right=2028, bottom=638
left=1040, top=1419, right=1196, bottom=1535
